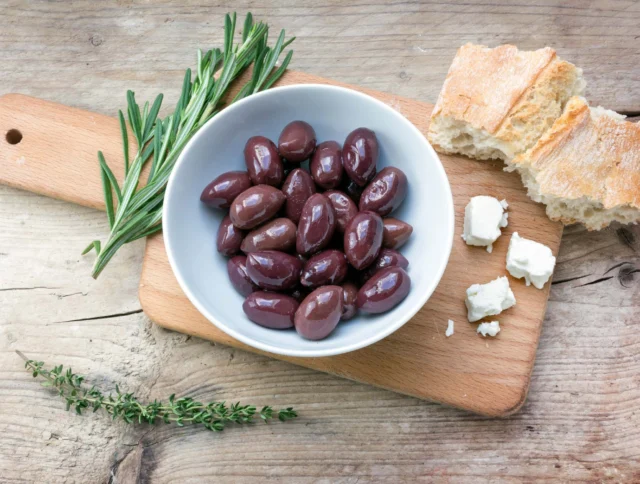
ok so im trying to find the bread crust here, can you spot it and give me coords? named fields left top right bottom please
left=428, top=44, right=584, bottom=160
left=510, top=96, right=640, bottom=229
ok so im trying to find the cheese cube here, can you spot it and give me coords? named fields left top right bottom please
left=462, top=196, right=509, bottom=253
left=506, top=232, right=556, bottom=289
left=465, top=276, right=516, bottom=322
left=445, top=319, right=455, bottom=337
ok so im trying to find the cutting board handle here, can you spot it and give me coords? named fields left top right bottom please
left=0, top=93, right=134, bottom=210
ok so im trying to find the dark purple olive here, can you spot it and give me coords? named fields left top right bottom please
left=341, top=178, right=365, bottom=205
left=310, top=141, right=343, bottom=189
left=281, top=168, right=316, bottom=224
left=300, top=250, right=348, bottom=288
left=229, top=185, right=285, bottom=230
left=359, top=167, right=408, bottom=216
left=227, top=255, right=258, bottom=297
left=278, top=120, right=316, bottom=162
left=241, top=218, right=297, bottom=253
left=343, top=127, right=378, bottom=186
left=216, top=215, right=245, bottom=256
left=244, top=136, right=284, bottom=187
left=245, top=250, right=303, bottom=291
left=325, top=190, right=358, bottom=233
left=243, top=292, right=298, bottom=329
left=200, top=171, right=252, bottom=209
left=360, top=248, right=409, bottom=283
left=343, top=211, right=383, bottom=270
left=357, top=267, right=411, bottom=314
left=382, top=218, right=413, bottom=249
left=296, top=194, right=336, bottom=256
left=341, top=282, right=358, bottom=321
left=294, top=286, right=343, bottom=340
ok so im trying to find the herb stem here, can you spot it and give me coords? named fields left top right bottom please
left=22, top=356, right=297, bottom=432
left=84, top=12, right=294, bottom=278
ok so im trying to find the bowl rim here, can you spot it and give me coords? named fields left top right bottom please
left=164, top=83, right=455, bottom=358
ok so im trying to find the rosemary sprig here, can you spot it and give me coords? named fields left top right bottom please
left=23, top=357, right=297, bottom=432
left=84, top=12, right=294, bottom=278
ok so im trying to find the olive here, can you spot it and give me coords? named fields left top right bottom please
left=343, top=127, right=378, bottom=186
left=243, top=292, right=299, bottom=329
left=296, top=194, right=336, bottom=256
left=245, top=250, right=303, bottom=291
left=241, top=218, right=297, bottom=253
left=229, top=185, right=286, bottom=230
left=341, top=282, right=358, bottom=321
left=300, top=250, right=348, bottom=288
left=216, top=215, right=245, bottom=256
left=359, top=167, right=408, bottom=216
left=227, top=255, right=258, bottom=297
left=310, top=141, right=343, bottom=189
left=244, top=136, right=284, bottom=187
left=357, top=267, right=411, bottom=314
left=382, top=218, right=413, bottom=249
left=281, top=168, right=316, bottom=224
left=200, top=171, right=252, bottom=209
left=324, top=190, right=358, bottom=233
left=343, top=211, right=383, bottom=270
left=278, top=120, right=316, bottom=162
left=294, top=286, right=343, bottom=340
left=360, top=248, right=409, bottom=283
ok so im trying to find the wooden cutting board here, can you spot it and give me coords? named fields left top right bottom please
left=0, top=71, right=562, bottom=417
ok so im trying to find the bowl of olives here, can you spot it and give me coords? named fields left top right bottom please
left=164, top=84, right=454, bottom=357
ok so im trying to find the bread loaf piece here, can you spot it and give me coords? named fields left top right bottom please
left=507, top=97, right=640, bottom=230
left=428, top=44, right=585, bottom=161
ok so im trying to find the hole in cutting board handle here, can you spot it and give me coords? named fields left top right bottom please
left=5, top=129, right=22, bottom=145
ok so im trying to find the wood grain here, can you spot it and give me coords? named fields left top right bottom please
left=1, top=1, right=639, bottom=482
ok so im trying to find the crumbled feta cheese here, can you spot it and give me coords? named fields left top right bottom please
left=477, top=321, right=501, bottom=337
left=500, top=199, right=509, bottom=210
left=445, top=319, right=455, bottom=337
left=461, top=196, right=509, bottom=253
left=506, top=232, right=556, bottom=289
left=465, top=276, right=516, bottom=322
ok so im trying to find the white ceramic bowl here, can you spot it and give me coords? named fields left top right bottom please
left=164, top=84, right=454, bottom=357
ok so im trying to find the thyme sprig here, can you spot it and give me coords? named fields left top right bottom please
left=83, top=12, right=294, bottom=278
left=23, top=357, right=297, bottom=432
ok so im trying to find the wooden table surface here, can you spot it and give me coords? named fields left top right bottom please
left=1, top=1, right=639, bottom=482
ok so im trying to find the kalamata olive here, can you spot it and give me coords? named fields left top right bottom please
left=296, top=194, right=336, bottom=256
left=281, top=168, right=316, bottom=224
left=243, top=292, right=298, bottom=329
left=278, top=120, right=316, bottom=162
left=357, top=267, right=411, bottom=314
left=227, top=255, right=258, bottom=297
left=300, top=250, right=348, bottom=288
left=244, top=136, right=284, bottom=187
left=245, top=250, right=303, bottom=291
left=310, top=141, right=343, bottom=189
left=360, top=248, right=409, bottom=283
left=341, top=178, right=365, bottom=205
left=359, top=167, right=408, bottom=216
left=324, top=190, right=358, bottom=233
left=216, top=215, right=245, bottom=256
left=200, top=171, right=252, bottom=209
left=382, top=218, right=413, bottom=249
left=230, top=185, right=286, bottom=230
left=241, top=218, right=297, bottom=253
left=343, top=127, right=378, bottom=186
left=341, top=282, right=358, bottom=321
left=294, top=286, right=343, bottom=340
left=343, top=211, right=383, bottom=270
